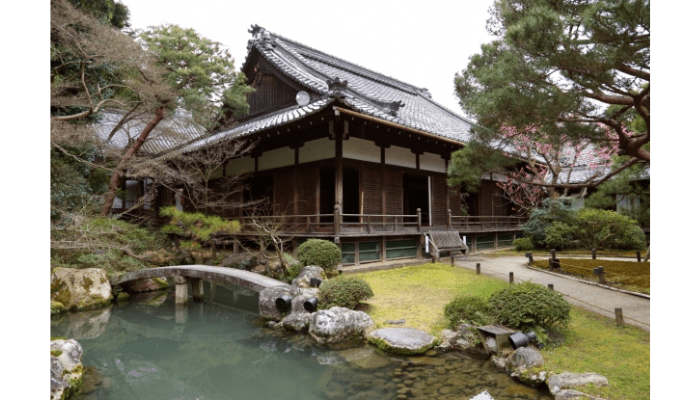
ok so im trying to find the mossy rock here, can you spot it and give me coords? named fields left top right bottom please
left=367, top=327, right=439, bottom=355
left=51, top=301, right=67, bottom=315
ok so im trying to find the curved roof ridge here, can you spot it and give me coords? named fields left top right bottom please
left=261, top=28, right=424, bottom=95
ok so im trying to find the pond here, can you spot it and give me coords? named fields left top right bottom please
left=50, top=282, right=553, bottom=400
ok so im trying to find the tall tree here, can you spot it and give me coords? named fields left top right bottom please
left=98, top=24, right=253, bottom=215
left=452, top=0, right=649, bottom=191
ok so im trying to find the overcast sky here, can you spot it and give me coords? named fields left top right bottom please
left=119, top=0, right=497, bottom=116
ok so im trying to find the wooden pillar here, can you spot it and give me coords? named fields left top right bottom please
left=294, top=146, right=299, bottom=216
left=380, top=145, right=386, bottom=225
left=615, top=308, right=624, bottom=326
left=334, top=123, right=343, bottom=213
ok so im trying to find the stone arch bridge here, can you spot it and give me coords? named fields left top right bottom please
left=110, top=265, right=290, bottom=305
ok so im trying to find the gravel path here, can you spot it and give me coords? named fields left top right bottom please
left=453, top=256, right=650, bottom=332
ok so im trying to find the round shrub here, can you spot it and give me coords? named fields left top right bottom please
left=513, top=237, right=534, bottom=251
left=489, top=281, right=570, bottom=332
left=544, top=221, right=575, bottom=250
left=573, top=208, right=646, bottom=250
left=317, top=276, right=374, bottom=309
left=297, top=239, right=341, bottom=273
left=444, top=294, right=493, bottom=328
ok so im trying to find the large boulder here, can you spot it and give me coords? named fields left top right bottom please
left=308, top=307, right=374, bottom=345
left=505, top=346, right=548, bottom=386
left=258, top=285, right=296, bottom=321
left=292, top=265, right=326, bottom=288
left=50, top=339, right=84, bottom=400
left=367, top=327, right=439, bottom=355
left=51, top=268, right=112, bottom=312
left=547, top=372, right=609, bottom=397
left=119, top=278, right=169, bottom=294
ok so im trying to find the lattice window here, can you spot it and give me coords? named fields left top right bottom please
left=476, top=235, right=495, bottom=250
left=341, top=243, right=356, bottom=264
left=386, top=240, right=417, bottom=259
left=498, top=233, right=514, bottom=247
left=358, top=242, right=380, bottom=262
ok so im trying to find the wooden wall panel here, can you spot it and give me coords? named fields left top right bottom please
left=384, top=167, right=403, bottom=215
left=274, top=169, right=295, bottom=215
left=431, top=175, right=448, bottom=226
left=479, top=180, right=508, bottom=216
left=361, top=165, right=382, bottom=215
left=297, top=167, right=318, bottom=215
left=247, top=74, right=296, bottom=116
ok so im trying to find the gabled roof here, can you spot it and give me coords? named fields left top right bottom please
left=168, top=25, right=475, bottom=157
left=93, top=109, right=206, bottom=154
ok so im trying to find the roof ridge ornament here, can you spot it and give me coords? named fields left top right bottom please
left=387, top=100, right=405, bottom=116
left=247, top=24, right=277, bottom=51
left=327, top=77, right=348, bottom=97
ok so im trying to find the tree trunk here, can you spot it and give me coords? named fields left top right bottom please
left=101, top=107, right=165, bottom=216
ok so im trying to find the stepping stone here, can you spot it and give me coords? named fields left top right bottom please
left=367, top=327, right=439, bottom=355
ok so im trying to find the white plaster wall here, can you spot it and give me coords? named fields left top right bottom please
left=420, top=152, right=445, bottom=173
left=226, top=156, right=255, bottom=176
left=344, top=137, right=381, bottom=163
left=386, top=145, right=415, bottom=169
left=259, top=147, right=295, bottom=171
left=299, top=138, right=335, bottom=163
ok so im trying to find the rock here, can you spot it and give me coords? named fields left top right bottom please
left=506, top=347, right=545, bottom=373
left=385, top=319, right=406, bottom=325
left=119, top=278, right=169, bottom=294
left=281, top=313, right=311, bottom=332
left=220, top=253, right=253, bottom=270
left=308, top=307, right=374, bottom=345
left=367, top=327, right=439, bottom=355
left=504, top=347, right=547, bottom=386
left=258, top=285, right=296, bottom=321
left=547, top=372, right=609, bottom=394
left=553, top=389, right=607, bottom=400
left=50, top=339, right=85, bottom=400
left=292, top=265, right=327, bottom=288
left=336, top=346, right=391, bottom=369
left=51, top=268, right=112, bottom=311
left=441, top=329, right=459, bottom=345
left=51, top=301, right=66, bottom=315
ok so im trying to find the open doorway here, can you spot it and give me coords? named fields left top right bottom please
left=403, top=174, right=430, bottom=225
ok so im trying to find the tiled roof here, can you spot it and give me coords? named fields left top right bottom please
left=246, top=26, right=476, bottom=143
left=166, top=26, right=476, bottom=157
left=93, top=109, right=206, bottom=154
left=162, top=98, right=332, bottom=159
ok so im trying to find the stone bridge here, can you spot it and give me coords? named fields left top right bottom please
left=110, top=265, right=291, bottom=305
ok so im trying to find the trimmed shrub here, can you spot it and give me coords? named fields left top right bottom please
left=444, top=294, right=493, bottom=328
left=489, top=281, right=570, bottom=332
left=521, top=199, right=577, bottom=247
left=513, top=237, right=535, bottom=251
left=317, top=276, right=374, bottom=309
left=573, top=208, right=646, bottom=250
left=297, top=239, right=341, bottom=273
left=544, top=221, right=575, bottom=250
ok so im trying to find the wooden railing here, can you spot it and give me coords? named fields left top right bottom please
left=231, top=208, right=526, bottom=236
left=449, top=215, right=528, bottom=232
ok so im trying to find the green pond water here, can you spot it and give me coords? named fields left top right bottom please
left=50, top=282, right=553, bottom=400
